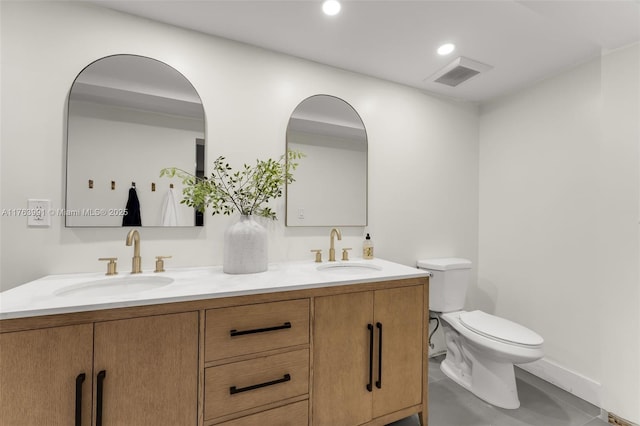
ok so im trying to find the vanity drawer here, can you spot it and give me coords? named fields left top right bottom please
left=205, top=299, right=309, bottom=361
left=217, top=400, right=308, bottom=426
left=204, top=348, right=309, bottom=420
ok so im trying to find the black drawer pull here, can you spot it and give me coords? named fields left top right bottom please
left=367, top=323, right=374, bottom=392
left=229, top=374, right=291, bottom=395
left=96, top=370, right=106, bottom=426
left=376, top=322, right=383, bottom=389
left=230, top=322, right=292, bottom=337
left=75, top=373, right=85, bottom=426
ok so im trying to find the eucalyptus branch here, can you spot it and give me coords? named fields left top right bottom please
left=160, top=150, right=304, bottom=220
left=249, top=163, right=274, bottom=213
left=211, top=159, right=244, bottom=213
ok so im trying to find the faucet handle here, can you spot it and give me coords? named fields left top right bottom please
left=98, top=257, right=118, bottom=276
left=341, top=248, right=352, bottom=261
left=310, top=249, right=323, bottom=263
left=154, top=256, right=172, bottom=273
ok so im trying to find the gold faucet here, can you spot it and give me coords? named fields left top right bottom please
left=125, top=229, right=142, bottom=274
left=329, top=228, right=342, bottom=262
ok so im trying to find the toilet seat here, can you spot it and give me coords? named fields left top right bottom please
left=459, top=310, right=543, bottom=348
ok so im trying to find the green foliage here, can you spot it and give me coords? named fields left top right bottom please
left=160, top=150, right=304, bottom=220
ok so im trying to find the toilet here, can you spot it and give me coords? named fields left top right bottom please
left=417, top=258, right=543, bottom=409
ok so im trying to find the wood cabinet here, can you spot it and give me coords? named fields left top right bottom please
left=205, top=348, right=309, bottom=419
left=0, top=312, right=198, bottom=426
left=1, top=276, right=427, bottom=426
left=314, top=291, right=373, bottom=425
left=313, top=285, right=425, bottom=426
left=205, top=299, right=309, bottom=362
left=0, top=324, right=93, bottom=426
left=217, top=400, right=308, bottom=426
left=203, top=299, right=310, bottom=425
left=372, top=286, right=424, bottom=418
left=93, top=312, right=199, bottom=425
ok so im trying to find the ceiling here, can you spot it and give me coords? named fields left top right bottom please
left=88, top=0, right=640, bottom=103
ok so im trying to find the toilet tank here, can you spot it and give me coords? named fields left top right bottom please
left=417, top=258, right=472, bottom=313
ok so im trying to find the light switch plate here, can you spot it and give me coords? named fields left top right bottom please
left=27, top=199, right=51, bottom=227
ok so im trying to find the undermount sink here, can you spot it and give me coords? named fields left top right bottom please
left=54, top=275, right=174, bottom=298
left=316, top=262, right=382, bottom=273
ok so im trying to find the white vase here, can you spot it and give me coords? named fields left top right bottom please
left=223, top=214, right=268, bottom=274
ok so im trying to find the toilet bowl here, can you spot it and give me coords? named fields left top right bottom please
left=417, top=258, right=544, bottom=409
left=437, top=310, right=543, bottom=409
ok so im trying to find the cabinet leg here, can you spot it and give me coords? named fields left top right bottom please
left=418, top=411, right=426, bottom=425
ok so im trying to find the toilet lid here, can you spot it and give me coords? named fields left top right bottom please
left=459, top=310, right=543, bottom=347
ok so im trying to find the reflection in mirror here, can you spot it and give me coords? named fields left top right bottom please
left=65, top=55, right=205, bottom=227
left=286, top=95, right=367, bottom=227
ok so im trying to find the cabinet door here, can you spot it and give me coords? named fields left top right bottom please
left=313, top=291, right=373, bottom=426
left=94, top=311, right=199, bottom=426
left=0, top=324, right=93, bottom=426
left=372, top=285, right=424, bottom=418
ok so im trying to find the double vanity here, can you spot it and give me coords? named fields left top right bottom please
left=0, top=47, right=428, bottom=425
left=0, top=258, right=430, bottom=426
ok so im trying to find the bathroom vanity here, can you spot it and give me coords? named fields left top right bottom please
left=0, top=259, right=429, bottom=426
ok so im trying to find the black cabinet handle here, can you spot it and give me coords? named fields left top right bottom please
left=376, top=322, right=383, bottom=389
left=230, top=322, right=292, bottom=337
left=229, top=374, right=291, bottom=395
left=367, top=324, right=374, bottom=392
left=75, top=373, right=85, bottom=426
left=96, top=370, right=106, bottom=426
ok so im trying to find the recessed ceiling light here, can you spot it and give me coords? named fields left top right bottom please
left=437, top=43, right=456, bottom=56
left=322, top=0, right=341, bottom=16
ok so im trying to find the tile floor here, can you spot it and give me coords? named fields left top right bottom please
left=389, top=356, right=609, bottom=426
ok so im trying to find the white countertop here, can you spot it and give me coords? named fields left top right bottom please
left=0, top=258, right=428, bottom=320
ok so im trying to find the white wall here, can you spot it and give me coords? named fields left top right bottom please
left=598, top=44, right=640, bottom=423
left=479, top=45, right=639, bottom=422
left=0, top=2, right=478, bottom=292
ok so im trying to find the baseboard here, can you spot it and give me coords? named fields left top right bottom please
left=517, top=357, right=601, bottom=408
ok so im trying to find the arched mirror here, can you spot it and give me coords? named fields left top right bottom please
left=65, top=55, right=205, bottom=227
left=286, top=95, right=367, bottom=227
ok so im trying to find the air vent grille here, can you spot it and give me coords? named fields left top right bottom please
left=434, top=66, right=481, bottom=87
left=426, top=57, right=493, bottom=88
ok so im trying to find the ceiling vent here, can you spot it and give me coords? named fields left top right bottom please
left=426, top=56, right=493, bottom=87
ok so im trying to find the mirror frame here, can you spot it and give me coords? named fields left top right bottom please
left=64, top=54, right=205, bottom=228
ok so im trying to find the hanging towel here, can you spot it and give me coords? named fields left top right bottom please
left=122, top=187, right=142, bottom=226
left=161, top=188, right=179, bottom=226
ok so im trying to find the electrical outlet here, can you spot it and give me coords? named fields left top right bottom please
left=27, top=199, right=51, bottom=227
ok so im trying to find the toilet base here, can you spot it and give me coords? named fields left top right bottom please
left=441, top=351, right=521, bottom=409
left=439, top=317, right=522, bottom=410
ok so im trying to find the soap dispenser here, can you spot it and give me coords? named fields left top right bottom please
left=363, top=233, right=374, bottom=259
